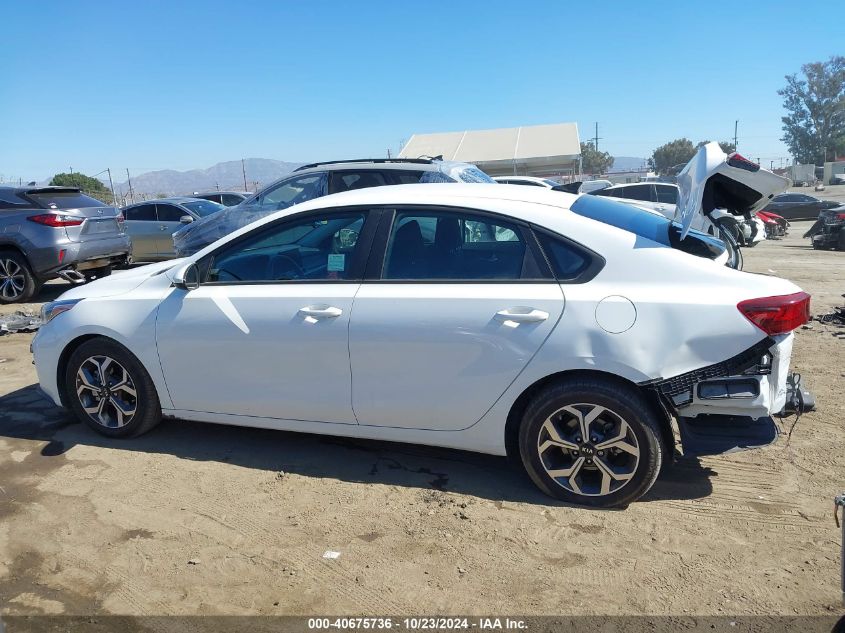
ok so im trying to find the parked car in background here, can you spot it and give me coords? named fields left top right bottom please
left=756, top=211, right=789, bottom=239
left=0, top=186, right=130, bottom=303
left=763, top=192, right=840, bottom=221
left=172, top=158, right=494, bottom=256
left=124, top=197, right=224, bottom=262
left=191, top=191, right=252, bottom=207
left=805, top=208, right=845, bottom=250
left=493, top=176, right=560, bottom=188
left=33, top=183, right=810, bottom=507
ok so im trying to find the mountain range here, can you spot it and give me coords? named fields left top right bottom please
left=112, top=158, right=304, bottom=197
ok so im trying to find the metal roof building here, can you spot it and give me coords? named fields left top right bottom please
left=398, top=122, right=581, bottom=178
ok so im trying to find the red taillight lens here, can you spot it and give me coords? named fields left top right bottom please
left=27, top=213, right=84, bottom=227
left=727, top=152, right=760, bottom=172
left=737, top=292, right=811, bottom=336
left=837, top=213, right=845, bottom=220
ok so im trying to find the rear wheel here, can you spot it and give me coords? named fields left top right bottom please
left=64, top=338, right=161, bottom=438
left=0, top=250, right=39, bottom=304
left=518, top=377, right=664, bottom=507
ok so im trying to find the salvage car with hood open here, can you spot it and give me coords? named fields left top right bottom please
left=31, top=182, right=809, bottom=507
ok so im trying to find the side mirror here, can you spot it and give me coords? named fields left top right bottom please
left=174, top=262, right=200, bottom=291
left=180, top=215, right=194, bottom=224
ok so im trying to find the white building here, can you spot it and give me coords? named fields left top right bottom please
left=399, top=122, right=581, bottom=180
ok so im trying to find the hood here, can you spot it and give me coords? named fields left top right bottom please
left=56, top=260, right=182, bottom=301
left=675, top=142, right=790, bottom=239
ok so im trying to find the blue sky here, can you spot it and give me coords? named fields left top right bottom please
left=1, top=1, right=840, bottom=182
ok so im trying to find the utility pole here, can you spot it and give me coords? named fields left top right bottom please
left=125, top=168, right=135, bottom=204
left=593, top=122, right=601, bottom=151
left=733, top=120, right=739, bottom=150
left=241, top=158, right=248, bottom=191
left=770, top=160, right=774, bottom=170
left=106, top=168, right=117, bottom=206
left=387, top=148, right=392, bottom=159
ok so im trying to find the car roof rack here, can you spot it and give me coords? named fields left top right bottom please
left=293, top=157, right=438, bottom=172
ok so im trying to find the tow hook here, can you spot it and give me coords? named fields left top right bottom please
left=836, top=494, right=845, bottom=606
left=56, top=269, right=86, bottom=284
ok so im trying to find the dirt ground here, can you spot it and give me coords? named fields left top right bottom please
left=1, top=218, right=844, bottom=620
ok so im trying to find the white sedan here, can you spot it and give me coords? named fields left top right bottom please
left=31, top=183, right=810, bottom=507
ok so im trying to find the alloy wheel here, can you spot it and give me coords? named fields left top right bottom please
left=537, top=403, right=640, bottom=497
left=0, top=258, right=26, bottom=301
left=75, top=356, right=138, bottom=428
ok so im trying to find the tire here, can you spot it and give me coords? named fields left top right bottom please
left=83, top=266, right=112, bottom=283
left=0, top=250, right=39, bottom=304
left=64, top=337, right=161, bottom=438
left=838, top=231, right=845, bottom=252
left=518, top=377, right=664, bottom=508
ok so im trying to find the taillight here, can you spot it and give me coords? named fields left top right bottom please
left=737, top=292, right=811, bottom=336
left=727, top=152, right=760, bottom=173
left=837, top=213, right=845, bottom=220
left=27, top=213, right=84, bottom=227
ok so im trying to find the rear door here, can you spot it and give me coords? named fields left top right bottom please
left=348, top=206, right=565, bottom=431
left=124, top=204, right=159, bottom=260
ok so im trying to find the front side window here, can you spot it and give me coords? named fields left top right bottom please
left=156, top=204, right=188, bottom=222
left=257, top=173, right=327, bottom=211
left=125, top=204, right=156, bottom=221
left=382, top=210, right=534, bottom=280
left=205, top=212, right=366, bottom=283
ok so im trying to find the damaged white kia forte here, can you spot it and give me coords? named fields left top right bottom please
left=32, top=166, right=809, bottom=507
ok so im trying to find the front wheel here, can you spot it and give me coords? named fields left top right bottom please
left=64, top=338, right=162, bottom=438
left=518, top=377, right=664, bottom=507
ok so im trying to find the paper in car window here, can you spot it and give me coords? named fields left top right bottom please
left=327, top=253, right=345, bottom=272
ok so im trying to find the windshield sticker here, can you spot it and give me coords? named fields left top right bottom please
left=327, top=253, right=346, bottom=272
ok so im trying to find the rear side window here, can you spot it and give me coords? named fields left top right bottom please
left=330, top=171, right=390, bottom=193
left=0, top=191, right=30, bottom=209
left=28, top=191, right=107, bottom=209
left=621, top=184, right=653, bottom=202
left=536, top=232, right=592, bottom=281
left=390, top=171, right=426, bottom=184
left=655, top=185, right=678, bottom=204
left=222, top=194, right=244, bottom=205
left=382, top=210, right=537, bottom=280
left=125, top=204, right=156, bottom=221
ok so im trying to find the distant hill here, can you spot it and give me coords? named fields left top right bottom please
left=113, top=158, right=304, bottom=197
left=609, top=156, right=648, bottom=173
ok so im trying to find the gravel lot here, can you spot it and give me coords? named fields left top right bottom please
left=1, top=214, right=844, bottom=619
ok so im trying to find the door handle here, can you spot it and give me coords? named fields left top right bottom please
left=495, top=308, right=549, bottom=323
left=298, top=305, right=343, bottom=319
left=160, top=225, right=168, bottom=231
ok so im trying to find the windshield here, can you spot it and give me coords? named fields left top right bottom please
left=571, top=195, right=670, bottom=245
left=183, top=199, right=225, bottom=217
left=28, top=191, right=107, bottom=209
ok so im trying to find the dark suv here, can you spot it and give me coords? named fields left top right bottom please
left=0, top=186, right=130, bottom=303
left=172, top=158, right=493, bottom=256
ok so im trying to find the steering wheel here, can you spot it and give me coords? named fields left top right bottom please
left=273, top=254, right=306, bottom=280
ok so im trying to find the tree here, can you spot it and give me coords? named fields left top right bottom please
left=50, top=172, right=114, bottom=203
left=580, top=142, right=613, bottom=175
left=778, top=56, right=845, bottom=165
left=698, top=140, right=736, bottom=154
left=649, top=138, right=696, bottom=175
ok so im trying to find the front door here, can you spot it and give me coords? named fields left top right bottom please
left=349, top=207, right=565, bottom=431
left=124, top=203, right=159, bottom=261
left=156, top=208, right=373, bottom=424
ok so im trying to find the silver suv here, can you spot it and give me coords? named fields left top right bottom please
left=0, top=186, right=130, bottom=303
left=173, top=158, right=493, bottom=256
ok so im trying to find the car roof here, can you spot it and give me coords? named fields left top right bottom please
left=292, top=158, right=443, bottom=175
left=0, top=185, right=82, bottom=195
left=193, top=191, right=250, bottom=196
left=494, top=176, right=553, bottom=183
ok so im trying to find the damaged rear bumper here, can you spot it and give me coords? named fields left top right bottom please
left=641, top=335, right=796, bottom=456
left=649, top=335, right=790, bottom=420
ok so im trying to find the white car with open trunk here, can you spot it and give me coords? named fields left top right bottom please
left=32, top=175, right=809, bottom=507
